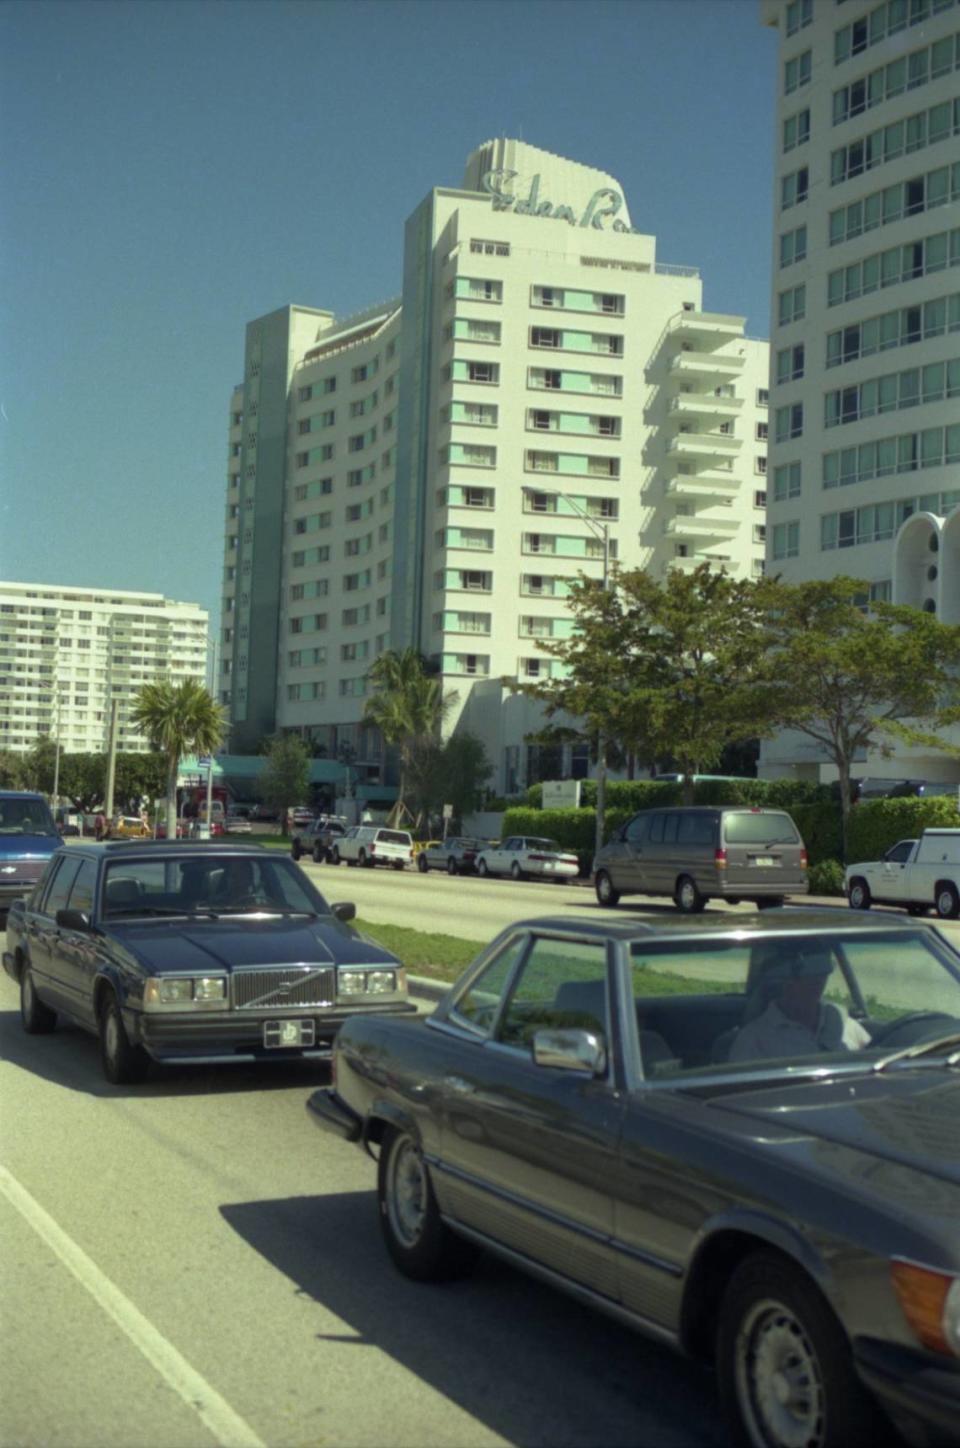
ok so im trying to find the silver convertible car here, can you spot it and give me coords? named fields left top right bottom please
left=308, top=910, right=960, bottom=1448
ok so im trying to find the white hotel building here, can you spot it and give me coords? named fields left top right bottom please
left=0, top=582, right=209, bottom=755
left=221, top=140, right=769, bottom=792
left=762, top=0, right=960, bottom=782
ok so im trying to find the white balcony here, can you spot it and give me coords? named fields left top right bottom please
left=670, top=352, right=746, bottom=380
left=667, top=432, right=742, bottom=461
left=665, top=476, right=741, bottom=502
left=666, top=514, right=741, bottom=542
left=668, top=394, right=743, bottom=420
left=670, top=552, right=733, bottom=574
left=669, top=312, right=745, bottom=345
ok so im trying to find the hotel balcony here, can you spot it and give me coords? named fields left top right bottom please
left=665, top=514, right=741, bottom=543
left=668, top=394, right=743, bottom=422
left=670, top=351, right=746, bottom=382
left=667, top=432, right=741, bottom=462
left=665, top=475, right=741, bottom=503
left=670, top=552, right=733, bottom=574
left=669, top=312, right=745, bottom=346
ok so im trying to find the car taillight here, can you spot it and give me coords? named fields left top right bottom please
left=800, top=848, right=808, bottom=869
left=369, top=844, right=376, bottom=854
left=715, top=848, right=727, bottom=870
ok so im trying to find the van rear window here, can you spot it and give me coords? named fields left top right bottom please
left=724, top=812, right=799, bottom=846
left=377, top=830, right=411, bottom=846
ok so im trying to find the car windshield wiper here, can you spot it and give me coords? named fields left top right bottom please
left=872, top=1031, right=960, bottom=1072
left=106, top=905, right=204, bottom=918
left=209, top=905, right=316, bottom=916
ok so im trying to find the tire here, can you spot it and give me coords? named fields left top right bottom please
left=331, top=848, right=341, bottom=866
left=847, top=877, right=871, bottom=911
left=98, top=994, right=149, bottom=1085
left=291, top=841, right=302, bottom=861
left=20, top=965, right=57, bottom=1034
left=312, top=843, right=323, bottom=864
left=675, top=875, right=706, bottom=914
left=477, top=859, right=489, bottom=877
left=755, top=897, right=784, bottom=911
left=417, top=853, right=429, bottom=873
left=510, top=861, right=524, bottom=881
left=392, top=861, right=405, bottom=870
left=447, top=857, right=458, bottom=876
left=717, top=1250, right=883, bottom=1448
left=595, top=870, right=620, bottom=908
left=377, top=1127, right=477, bottom=1283
left=359, top=850, right=370, bottom=868
left=935, top=881, right=959, bottom=919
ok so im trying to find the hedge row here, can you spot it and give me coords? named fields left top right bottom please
left=504, top=792, right=960, bottom=872
left=525, top=779, right=833, bottom=811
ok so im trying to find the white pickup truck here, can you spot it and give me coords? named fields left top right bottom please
left=845, top=828, right=960, bottom=918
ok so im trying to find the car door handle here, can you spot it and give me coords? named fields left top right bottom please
left=444, top=1075, right=475, bottom=1095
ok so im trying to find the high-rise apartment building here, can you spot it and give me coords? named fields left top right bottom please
left=763, top=0, right=960, bottom=779
left=0, top=582, right=209, bottom=754
left=221, top=140, right=768, bottom=791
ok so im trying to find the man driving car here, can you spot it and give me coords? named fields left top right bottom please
left=729, top=945, right=871, bottom=1062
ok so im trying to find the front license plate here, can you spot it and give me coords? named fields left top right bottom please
left=264, top=1019, right=315, bottom=1048
left=752, top=856, right=778, bottom=867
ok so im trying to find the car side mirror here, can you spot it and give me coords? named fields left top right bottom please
left=332, top=901, right=356, bottom=923
left=532, top=1028, right=607, bottom=1077
left=56, top=908, right=91, bottom=932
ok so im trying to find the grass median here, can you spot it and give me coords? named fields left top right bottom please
left=355, top=917, right=484, bottom=984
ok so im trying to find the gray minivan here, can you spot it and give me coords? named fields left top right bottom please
left=592, top=806, right=808, bottom=912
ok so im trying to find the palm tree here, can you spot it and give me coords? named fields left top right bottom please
left=363, top=648, right=454, bottom=825
left=130, top=679, right=226, bottom=835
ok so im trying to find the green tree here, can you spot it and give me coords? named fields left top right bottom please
left=762, top=575, right=960, bottom=857
left=0, top=749, right=28, bottom=790
left=516, top=564, right=776, bottom=805
left=363, top=648, right=455, bottom=825
left=22, top=735, right=58, bottom=794
left=410, top=731, right=492, bottom=826
left=58, top=753, right=105, bottom=813
left=115, top=752, right=168, bottom=814
left=130, top=679, right=226, bottom=833
left=258, top=734, right=310, bottom=831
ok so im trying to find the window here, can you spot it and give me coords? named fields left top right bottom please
left=778, top=285, right=806, bottom=326
left=775, top=402, right=804, bottom=442
left=773, top=461, right=802, bottom=502
left=756, top=422, right=769, bottom=441
left=780, top=225, right=807, bottom=268
left=776, top=343, right=805, bottom=383
left=756, top=387, right=769, bottom=406
left=783, top=109, right=811, bottom=152
left=754, top=490, right=767, bottom=508
left=772, top=521, right=800, bottom=559
left=784, top=49, right=812, bottom=94
left=531, top=327, right=561, bottom=349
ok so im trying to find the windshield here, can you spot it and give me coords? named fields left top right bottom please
left=102, top=855, right=329, bottom=918
left=0, top=797, right=57, bottom=836
left=628, top=927, right=960, bottom=1081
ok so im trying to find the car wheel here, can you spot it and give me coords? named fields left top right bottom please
left=20, top=965, right=57, bottom=1034
left=98, top=994, right=149, bottom=1085
left=717, top=1250, right=882, bottom=1448
left=447, top=857, right=458, bottom=876
left=331, top=848, right=341, bottom=866
left=595, top=870, right=620, bottom=908
left=377, top=1127, right=477, bottom=1283
left=755, top=897, right=784, bottom=911
left=417, top=854, right=428, bottom=873
left=392, top=861, right=405, bottom=870
left=312, top=843, right=323, bottom=863
left=291, top=841, right=302, bottom=861
left=477, top=859, right=489, bottom=877
left=359, top=850, right=371, bottom=868
left=510, top=861, right=524, bottom=881
left=935, top=881, right=959, bottom=919
left=847, top=878, right=871, bottom=911
left=675, top=875, right=706, bottom=914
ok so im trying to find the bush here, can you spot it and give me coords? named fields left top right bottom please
left=846, top=796, right=960, bottom=863
left=807, top=859, right=846, bottom=896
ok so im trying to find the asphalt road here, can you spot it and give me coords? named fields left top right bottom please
left=0, top=916, right=725, bottom=1448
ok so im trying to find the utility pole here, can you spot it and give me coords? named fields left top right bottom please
left=52, top=701, right=61, bottom=812
left=104, top=698, right=120, bottom=822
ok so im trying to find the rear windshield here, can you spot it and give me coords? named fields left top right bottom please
left=377, top=830, right=411, bottom=845
left=723, top=812, right=800, bottom=846
left=0, top=797, right=57, bottom=836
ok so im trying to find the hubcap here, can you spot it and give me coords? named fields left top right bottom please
left=735, top=1299, right=825, bottom=1448
left=938, top=890, right=954, bottom=916
left=680, top=882, right=696, bottom=910
left=388, top=1138, right=427, bottom=1249
left=23, top=973, right=34, bottom=1014
left=104, top=1009, right=119, bottom=1064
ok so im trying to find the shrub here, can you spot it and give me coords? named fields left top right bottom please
left=807, top=859, right=846, bottom=896
left=789, top=802, right=843, bottom=868
left=846, top=796, right=960, bottom=863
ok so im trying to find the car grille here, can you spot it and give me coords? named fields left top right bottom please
left=231, top=967, right=336, bottom=1010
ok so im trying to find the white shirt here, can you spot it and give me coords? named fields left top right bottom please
left=729, top=999, right=871, bottom=1064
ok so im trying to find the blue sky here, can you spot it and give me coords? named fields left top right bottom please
left=1, top=0, right=777, bottom=634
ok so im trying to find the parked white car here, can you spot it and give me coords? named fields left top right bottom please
left=475, top=835, right=580, bottom=881
left=331, top=826, right=414, bottom=870
left=845, top=828, right=960, bottom=918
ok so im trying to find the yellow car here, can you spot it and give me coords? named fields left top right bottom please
left=109, top=816, right=152, bottom=839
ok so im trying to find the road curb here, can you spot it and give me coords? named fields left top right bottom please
left=408, top=974, right=451, bottom=1002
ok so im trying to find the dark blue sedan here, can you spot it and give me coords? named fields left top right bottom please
left=2, top=841, right=413, bottom=1084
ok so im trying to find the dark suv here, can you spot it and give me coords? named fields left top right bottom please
left=0, top=792, right=62, bottom=912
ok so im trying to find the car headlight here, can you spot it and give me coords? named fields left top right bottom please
left=143, top=976, right=227, bottom=1009
left=159, top=978, right=193, bottom=1003
left=337, top=968, right=399, bottom=997
left=194, top=977, right=226, bottom=1002
left=891, top=1261, right=960, bottom=1357
left=338, top=970, right=369, bottom=995
left=365, top=970, right=397, bottom=994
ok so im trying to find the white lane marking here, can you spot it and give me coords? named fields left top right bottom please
left=0, top=1163, right=265, bottom=1448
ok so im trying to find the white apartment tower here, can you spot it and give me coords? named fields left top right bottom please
left=0, top=582, right=209, bottom=754
left=762, top=0, right=960, bottom=781
left=222, top=140, right=769, bottom=791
